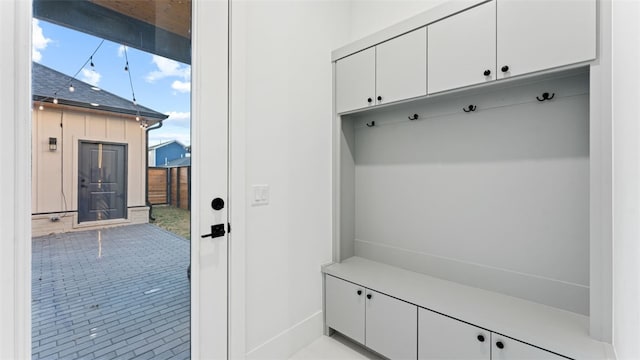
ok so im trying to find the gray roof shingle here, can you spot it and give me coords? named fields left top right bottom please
left=32, top=62, right=168, bottom=121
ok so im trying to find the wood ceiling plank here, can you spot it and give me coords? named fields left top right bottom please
left=89, top=0, right=191, bottom=39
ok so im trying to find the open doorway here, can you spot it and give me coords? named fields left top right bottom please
left=30, top=3, right=195, bottom=359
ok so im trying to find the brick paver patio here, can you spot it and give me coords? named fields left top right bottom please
left=32, top=224, right=190, bottom=360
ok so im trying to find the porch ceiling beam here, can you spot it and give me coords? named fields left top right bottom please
left=33, top=0, right=191, bottom=65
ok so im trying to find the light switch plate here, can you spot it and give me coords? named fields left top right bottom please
left=252, top=184, right=269, bottom=206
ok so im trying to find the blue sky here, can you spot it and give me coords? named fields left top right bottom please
left=33, top=19, right=191, bottom=146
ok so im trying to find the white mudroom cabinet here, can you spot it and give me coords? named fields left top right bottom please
left=336, top=27, right=427, bottom=113
left=418, top=308, right=565, bottom=360
left=325, top=0, right=613, bottom=359
left=326, top=275, right=417, bottom=359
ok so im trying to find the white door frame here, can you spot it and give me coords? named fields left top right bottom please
left=191, top=0, right=234, bottom=358
left=1, top=0, right=32, bottom=358
left=1, top=0, right=247, bottom=358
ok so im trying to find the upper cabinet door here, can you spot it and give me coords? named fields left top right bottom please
left=376, top=27, right=427, bottom=105
left=325, top=275, right=366, bottom=344
left=336, top=48, right=376, bottom=114
left=491, top=336, right=566, bottom=360
left=497, top=0, right=596, bottom=79
left=428, top=1, right=496, bottom=94
left=418, top=308, right=490, bottom=359
left=365, top=290, right=417, bottom=360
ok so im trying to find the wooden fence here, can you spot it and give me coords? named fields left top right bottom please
left=147, top=166, right=191, bottom=210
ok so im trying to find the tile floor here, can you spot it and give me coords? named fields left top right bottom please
left=289, top=334, right=383, bottom=360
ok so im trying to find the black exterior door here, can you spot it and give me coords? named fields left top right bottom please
left=78, top=142, right=127, bottom=222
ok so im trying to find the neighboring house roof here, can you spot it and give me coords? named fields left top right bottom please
left=32, top=62, right=168, bottom=121
left=148, top=140, right=188, bottom=151
left=161, top=157, right=191, bottom=167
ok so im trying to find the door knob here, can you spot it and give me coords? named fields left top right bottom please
left=201, top=224, right=226, bottom=239
left=211, top=197, right=225, bottom=210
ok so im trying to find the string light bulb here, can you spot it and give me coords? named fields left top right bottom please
left=38, top=103, right=44, bottom=111
left=124, top=62, right=129, bottom=72
left=69, top=84, right=75, bottom=92
left=53, top=98, right=58, bottom=104
left=136, top=116, right=140, bottom=122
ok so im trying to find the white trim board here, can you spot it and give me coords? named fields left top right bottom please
left=1, top=0, right=32, bottom=359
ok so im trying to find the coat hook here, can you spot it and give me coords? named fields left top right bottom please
left=366, top=121, right=375, bottom=127
left=408, top=114, right=419, bottom=121
left=463, top=105, right=477, bottom=113
left=536, top=92, right=555, bottom=101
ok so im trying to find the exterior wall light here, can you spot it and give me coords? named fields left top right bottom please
left=49, top=137, right=57, bottom=151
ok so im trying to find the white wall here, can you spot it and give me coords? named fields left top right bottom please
left=612, top=0, right=640, bottom=358
left=233, top=1, right=350, bottom=358
left=346, top=0, right=447, bottom=43
left=234, top=2, right=489, bottom=358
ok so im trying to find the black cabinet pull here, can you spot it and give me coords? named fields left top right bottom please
left=377, top=96, right=382, bottom=102
left=366, top=293, right=372, bottom=299
left=357, top=290, right=362, bottom=296
left=496, top=341, right=504, bottom=349
left=477, top=335, right=485, bottom=342
left=501, top=65, right=510, bottom=73
left=483, top=69, right=491, bottom=76
left=367, top=97, right=373, bottom=103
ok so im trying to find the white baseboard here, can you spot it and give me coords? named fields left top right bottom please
left=246, top=311, right=323, bottom=360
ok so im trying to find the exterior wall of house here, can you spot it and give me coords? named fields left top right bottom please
left=153, top=142, right=188, bottom=166
left=31, top=106, right=148, bottom=236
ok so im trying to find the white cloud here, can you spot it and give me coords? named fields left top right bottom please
left=32, top=19, right=52, bottom=62
left=171, top=80, right=191, bottom=93
left=149, top=114, right=191, bottom=145
left=117, top=45, right=128, bottom=57
left=164, top=111, right=190, bottom=128
left=146, top=55, right=191, bottom=83
left=149, top=129, right=191, bottom=147
left=80, top=68, right=101, bottom=86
